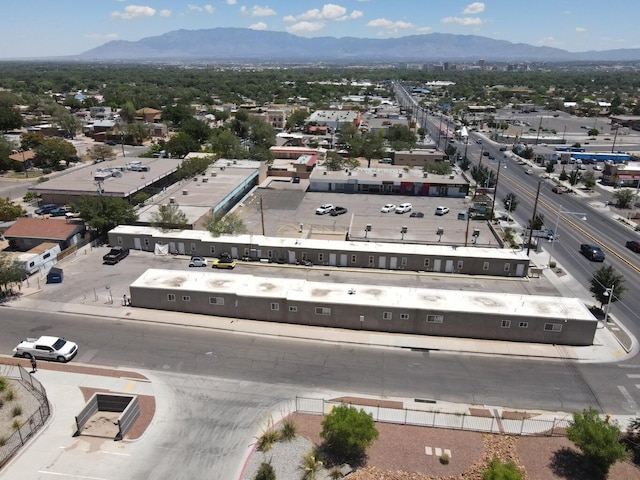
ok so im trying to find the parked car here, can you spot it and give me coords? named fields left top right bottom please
left=48, top=207, right=68, bottom=217
left=291, top=176, right=301, bottom=183
left=330, top=206, right=348, bottom=216
left=435, top=206, right=450, bottom=216
left=211, top=253, right=237, bottom=269
left=189, top=256, right=208, bottom=267
left=13, top=335, right=78, bottom=363
left=35, top=204, right=57, bottom=215
left=551, top=187, right=564, bottom=194
left=103, top=246, right=129, bottom=265
left=592, top=165, right=603, bottom=171
left=381, top=203, right=397, bottom=213
left=379, top=157, right=393, bottom=164
left=395, top=203, right=413, bottom=214
left=625, top=240, right=640, bottom=253
left=580, top=243, right=605, bottom=262
left=476, top=139, right=482, bottom=144
left=409, top=211, right=424, bottom=218
left=315, top=204, right=334, bottom=215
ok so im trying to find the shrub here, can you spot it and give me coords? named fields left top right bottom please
left=320, top=404, right=379, bottom=463
left=12, top=419, right=21, bottom=430
left=482, top=457, right=523, bottom=480
left=440, top=452, right=450, bottom=465
left=4, top=388, right=16, bottom=401
left=0, top=436, right=7, bottom=447
left=11, top=405, right=22, bottom=417
left=300, top=450, right=323, bottom=480
left=280, top=417, right=297, bottom=442
left=0, top=377, right=6, bottom=392
left=256, top=427, right=280, bottom=452
left=42, top=168, right=52, bottom=175
left=253, top=461, right=276, bottom=480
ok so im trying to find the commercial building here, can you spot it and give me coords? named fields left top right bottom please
left=129, top=270, right=597, bottom=346
left=602, top=161, right=640, bottom=187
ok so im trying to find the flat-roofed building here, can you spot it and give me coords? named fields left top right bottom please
left=129, top=269, right=597, bottom=346
left=306, top=110, right=361, bottom=130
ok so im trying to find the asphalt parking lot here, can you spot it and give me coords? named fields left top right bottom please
left=236, top=179, right=496, bottom=246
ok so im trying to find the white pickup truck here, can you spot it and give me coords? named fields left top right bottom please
left=13, top=336, right=78, bottom=362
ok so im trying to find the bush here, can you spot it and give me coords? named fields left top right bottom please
left=256, top=427, right=280, bottom=452
left=253, top=462, right=276, bottom=480
left=11, top=419, right=21, bottom=430
left=4, top=388, right=16, bottom=402
left=280, top=417, right=297, bottom=442
left=42, top=168, right=52, bottom=175
left=11, top=405, right=22, bottom=417
left=439, top=452, right=450, bottom=465
left=320, top=404, right=379, bottom=463
left=482, top=457, right=523, bottom=480
left=0, top=377, right=6, bottom=392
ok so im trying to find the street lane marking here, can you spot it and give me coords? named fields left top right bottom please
left=618, top=385, right=639, bottom=411
left=627, top=374, right=640, bottom=378
left=124, top=381, right=136, bottom=392
left=38, top=472, right=108, bottom=480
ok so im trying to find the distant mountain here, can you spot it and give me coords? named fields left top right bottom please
left=77, top=28, right=640, bottom=63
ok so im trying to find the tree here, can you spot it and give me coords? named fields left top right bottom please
left=20, top=131, right=45, bottom=150
left=359, top=130, right=386, bottom=168
left=424, top=162, right=452, bottom=176
left=613, top=188, right=637, bottom=209
left=210, top=129, right=244, bottom=158
left=119, top=101, right=137, bottom=124
left=590, top=265, right=626, bottom=309
left=174, top=155, right=213, bottom=181
left=545, top=162, right=555, bottom=174
left=0, top=253, right=27, bottom=298
left=528, top=213, right=545, bottom=231
left=384, top=124, right=416, bottom=151
left=581, top=170, right=596, bottom=189
left=567, top=407, right=629, bottom=478
left=165, top=132, right=200, bottom=158
left=0, top=98, right=23, bottom=132
left=559, top=168, right=569, bottom=182
left=253, top=462, right=276, bottom=480
left=482, top=457, right=523, bottom=480
left=35, top=138, right=77, bottom=168
left=73, top=196, right=138, bottom=237
left=0, top=198, right=26, bottom=221
left=569, top=169, right=581, bottom=186
left=503, top=192, right=519, bottom=213
left=459, top=156, right=471, bottom=171
left=588, top=128, right=599, bottom=137
left=205, top=212, right=247, bottom=237
left=87, top=144, right=116, bottom=162
left=286, top=109, right=309, bottom=130
left=181, top=118, right=212, bottom=145
left=56, top=112, right=80, bottom=138
left=125, top=122, right=150, bottom=145
left=417, top=127, right=426, bottom=142
left=162, top=103, right=194, bottom=126
left=320, top=404, right=379, bottom=463
left=150, top=204, right=189, bottom=230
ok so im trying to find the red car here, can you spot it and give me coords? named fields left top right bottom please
left=551, top=187, right=564, bottom=194
left=626, top=240, right=640, bottom=253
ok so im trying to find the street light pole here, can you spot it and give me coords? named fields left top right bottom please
left=604, top=285, right=615, bottom=323
left=611, top=126, right=619, bottom=154
left=526, top=180, right=542, bottom=256
left=549, top=206, right=587, bottom=267
left=491, top=157, right=503, bottom=220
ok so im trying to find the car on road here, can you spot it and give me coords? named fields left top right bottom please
left=580, top=243, right=605, bottom=262
left=488, top=155, right=495, bottom=160
left=475, top=139, right=482, bottom=144
left=551, top=187, right=564, bottom=194
left=482, top=151, right=489, bottom=156
left=105, top=140, right=118, bottom=146
left=499, top=146, right=508, bottom=151
left=13, top=335, right=78, bottom=362
left=625, top=240, right=640, bottom=253
left=395, top=203, right=413, bottom=214
left=34, top=204, right=57, bottom=215
left=211, top=253, right=237, bottom=269
left=189, top=256, right=208, bottom=267
left=592, top=165, right=603, bottom=171
left=330, top=206, right=348, bottom=216
left=315, top=204, right=334, bottom=215
left=381, top=203, right=397, bottom=213
left=379, top=157, right=393, bottom=164
left=525, top=169, right=533, bottom=175
left=409, top=211, right=424, bottom=218
left=435, top=206, right=450, bottom=216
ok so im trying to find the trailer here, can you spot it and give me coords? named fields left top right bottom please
left=14, top=242, right=61, bottom=276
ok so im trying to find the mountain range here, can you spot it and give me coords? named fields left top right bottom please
left=77, top=28, right=640, bottom=63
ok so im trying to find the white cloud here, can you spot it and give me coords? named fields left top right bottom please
left=111, top=5, right=156, bottom=20
left=188, top=4, right=213, bottom=13
left=285, top=4, right=360, bottom=23
left=251, top=5, right=277, bottom=17
left=538, top=36, right=559, bottom=46
left=575, top=27, right=586, bottom=33
left=84, top=33, right=119, bottom=41
left=462, top=2, right=485, bottom=14
left=416, top=26, right=432, bottom=33
left=159, top=9, right=171, bottom=17
left=366, top=18, right=414, bottom=31
left=204, top=5, right=214, bottom=13
left=240, top=6, right=247, bottom=14
left=188, top=4, right=202, bottom=11
left=226, top=0, right=237, bottom=4
left=249, top=22, right=267, bottom=30
left=286, top=21, right=325, bottom=34
left=441, top=16, right=482, bottom=26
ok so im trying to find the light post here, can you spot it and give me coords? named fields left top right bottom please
left=548, top=206, right=587, bottom=267
left=562, top=125, right=567, bottom=143
left=604, top=285, right=615, bottom=323
left=611, top=126, right=619, bottom=154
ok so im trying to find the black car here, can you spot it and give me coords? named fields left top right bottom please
left=580, top=244, right=605, bottom=262
left=626, top=240, right=640, bottom=253
left=330, top=206, right=348, bottom=216
left=409, top=211, right=424, bottom=218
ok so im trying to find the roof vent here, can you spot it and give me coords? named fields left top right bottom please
left=398, top=173, right=403, bottom=178
left=348, top=171, right=352, bottom=176
left=323, top=171, right=327, bottom=175
left=169, top=197, right=176, bottom=204
left=182, top=190, right=188, bottom=195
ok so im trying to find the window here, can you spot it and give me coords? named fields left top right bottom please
left=270, top=302, right=279, bottom=311
left=383, top=311, right=392, bottom=320
left=167, top=294, right=176, bottom=302
left=501, top=320, right=511, bottom=328
left=209, top=297, right=224, bottom=305
left=43, top=253, right=51, bottom=260
left=400, top=313, right=410, bottom=320
left=426, top=315, right=444, bottom=323
left=424, top=259, right=430, bottom=268
left=210, top=246, right=217, bottom=254
left=143, top=238, right=150, bottom=247
left=317, top=253, right=324, bottom=262
left=289, top=306, right=298, bottom=312
left=315, top=307, right=331, bottom=315
left=368, top=256, right=375, bottom=266
left=519, top=322, right=528, bottom=328
left=190, top=243, right=196, bottom=252
left=483, top=262, right=490, bottom=271
left=243, top=248, right=249, bottom=256
left=182, top=295, right=191, bottom=302
left=267, top=250, right=273, bottom=258
left=457, top=260, right=463, bottom=270
left=351, top=255, right=357, bottom=263
left=544, top=323, right=562, bottom=332
left=401, top=257, right=407, bottom=266
left=504, top=263, right=511, bottom=272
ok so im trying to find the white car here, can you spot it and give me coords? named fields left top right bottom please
left=435, top=206, right=450, bottom=216
left=315, top=204, right=334, bottom=215
left=395, top=203, right=413, bottom=214
left=381, top=203, right=397, bottom=213
left=525, top=169, right=533, bottom=175
left=14, top=336, right=78, bottom=362
left=189, top=256, right=207, bottom=267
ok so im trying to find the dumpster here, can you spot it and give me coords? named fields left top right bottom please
left=46, top=267, right=63, bottom=284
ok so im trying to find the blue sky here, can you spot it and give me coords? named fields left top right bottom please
left=2, top=0, right=638, bottom=59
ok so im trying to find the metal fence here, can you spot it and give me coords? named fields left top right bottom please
left=0, top=365, right=51, bottom=469
left=295, top=396, right=571, bottom=437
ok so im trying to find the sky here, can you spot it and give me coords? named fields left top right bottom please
left=1, top=0, right=639, bottom=59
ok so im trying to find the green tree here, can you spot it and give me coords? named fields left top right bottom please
left=424, top=162, right=452, bottom=176
left=0, top=98, right=23, bottom=132
left=320, top=404, right=379, bottom=463
left=0, top=198, right=26, bottom=221
left=569, top=169, right=581, bottom=186
left=205, top=212, right=247, bottom=237
left=119, top=101, right=137, bottom=124
left=590, top=265, right=626, bottom=310
left=56, top=111, right=80, bottom=138
left=545, top=162, right=555, bottom=174
left=559, top=168, right=569, bottom=181
left=286, top=109, right=309, bottom=130
left=567, top=407, right=629, bottom=478
left=181, top=118, right=212, bottom=145
left=0, top=253, right=27, bottom=298
left=324, top=150, right=358, bottom=171
left=417, top=127, right=426, bottom=142
left=528, top=213, right=545, bottom=231
left=503, top=192, right=519, bottom=213
left=35, top=138, right=77, bottom=168
left=359, top=130, right=386, bottom=168
left=253, top=462, right=276, bottom=480
left=165, top=132, right=200, bottom=158
left=87, top=144, right=116, bottom=162
left=20, top=131, right=45, bottom=150
left=482, top=457, right=523, bottom=480
left=588, top=128, right=599, bottom=137
left=150, top=204, right=189, bottom=230
left=73, top=196, right=138, bottom=237
left=212, top=110, right=230, bottom=122
left=162, top=103, right=194, bottom=126
left=384, top=124, right=416, bottom=151
left=125, top=122, right=150, bottom=145
left=174, top=155, right=213, bottom=181
left=612, top=188, right=637, bottom=209
left=581, top=170, right=596, bottom=189
left=210, top=129, right=244, bottom=158
left=459, top=156, right=471, bottom=171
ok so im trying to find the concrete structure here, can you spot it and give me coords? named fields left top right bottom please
left=108, top=226, right=529, bottom=277
left=28, top=157, right=180, bottom=204
left=309, top=166, right=469, bottom=198
left=393, top=149, right=447, bottom=167
left=306, top=110, right=361, bottom=130
left=129, top=269, right=597, bottom=346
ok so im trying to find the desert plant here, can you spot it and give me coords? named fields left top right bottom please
left=0, top=436, right=7, bottom=447
left=280, top=417, right=297, bottom=442
left=4, top=388, right=16, bottom=402
left=482, top=457, right=523, bottom=479
left=300, top=450, right=323, bottom=480
left=256, top=418, right=281, bottom=453
left=320, top=403, right=379, bottom=463
left=11, top=405, right=22, bottom=417
left=0, top=377, right=6, bottom=391
left=328, top=466, right=344, bottom=479
left=12, top=419, right=22, bottom=430
left=253, top=461, right=276, bottom=480
left=440, top=452, right=450, bottom=465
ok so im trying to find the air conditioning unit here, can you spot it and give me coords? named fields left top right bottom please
left=169, top=197, right=176, bottom=204
left=182, top=190, right=188, bottom=195
left=202, top=178, right=208, bottom=183
left=449, top=175, right=455, bottom=179
left=348, top=171, right=352, bottom=176
left=423, top=173, right=428, bottom=178
left=373, top=173, right=377, bottom=177
left=323, top=171, right=327, bottom=175
left=398, top=173, right=403, bottom=178
left=211, top=172, right=217, bottom=177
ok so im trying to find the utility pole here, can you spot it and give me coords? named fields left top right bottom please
left=534, top=116, right=543, bottom=145
left=491, top=157, right=502, bottom=219
left=526, top=181, right=542, bottom=256
left=611, top=126, right=619, bottom=153
left=259, top=195, right=265, bottom=236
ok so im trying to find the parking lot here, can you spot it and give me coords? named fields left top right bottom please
left=235, top=180, right=496, bottom=246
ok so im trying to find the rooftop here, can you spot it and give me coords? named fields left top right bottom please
left=4, top=218, right=81, bottom=241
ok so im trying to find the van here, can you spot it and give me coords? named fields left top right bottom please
left=379, top=157, right=393, bottom=164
